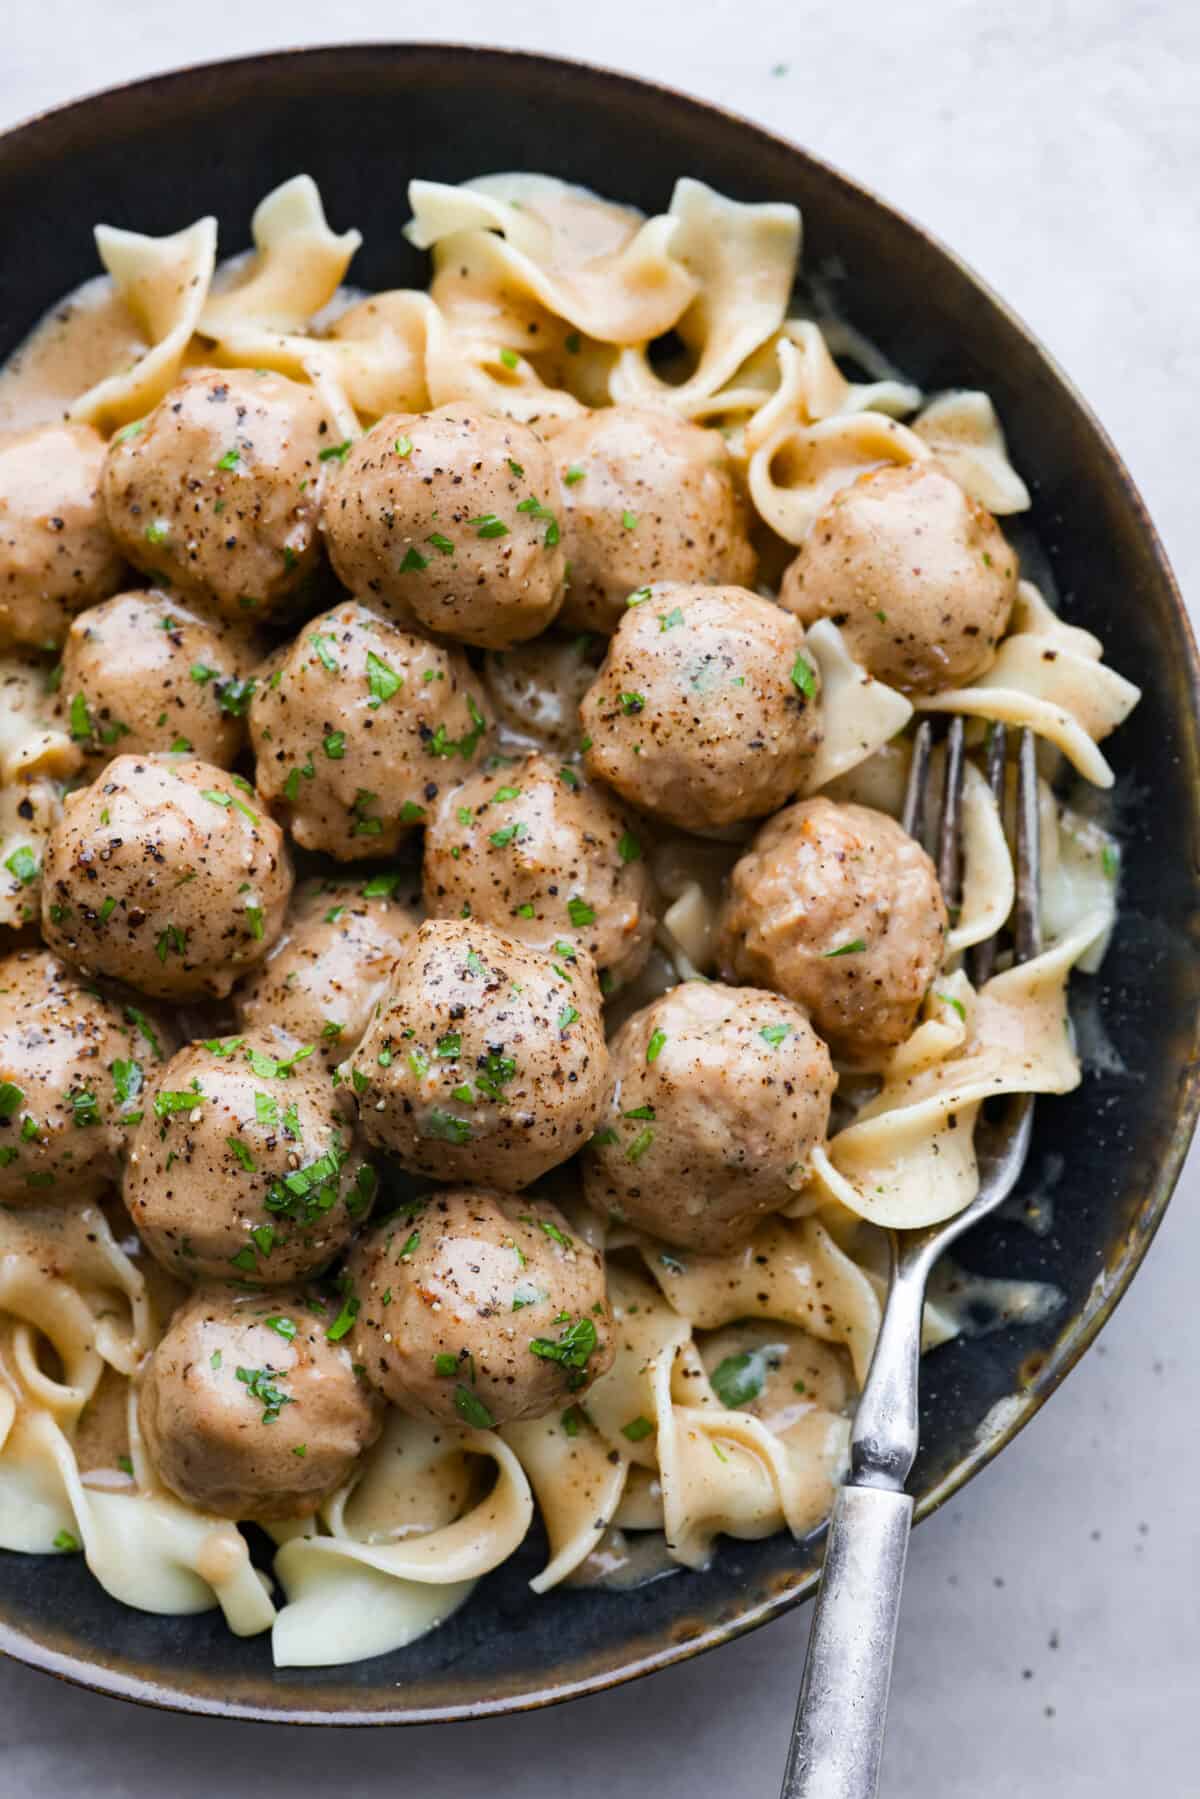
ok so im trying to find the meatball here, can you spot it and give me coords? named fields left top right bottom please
left=125, top=1031, right=376, bottom=1284
left=553, top=407, right=756, bottom=633
left=579, top=584, right=822, bottom=830
left=0, top=422, right=124, bottom=649
left=0, top=949, right=172, bottom=1204
left=235, top=873, right=421, bottom=1065
left=581, top=981, right=835, bottom=1252
left=58, top=588, right=258, bottom=768
left=322, top=406, right=566, bottom=648
left=345, top=918, right=608, bottom=1189
left=778, top=464, right=1017, bottom=696
left=716, top=797, right=948, bottom=1065
left=137, top=1284, right=382, bottom=1520
left=347, top=1188, right=613, bottom=1426
left=101, top=368, right=332, bottom=621
left=248, top=599, right=491, bottom=859
left=41, top=754, right=292, bottom=1000
left=422, top=751, right=657, bottom=988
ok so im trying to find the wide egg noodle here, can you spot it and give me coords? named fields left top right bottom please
left=407, top=172, right=697, bottom=348
left=814, top=909, right=1110, bottom=1228
left=269, top=1411, right=533, bottom=1667
left=799, top=619, right=914, bottom=795
left=608, top=180, right=801, bottom=415
left=198, top=175, right=362, bottom=338
left=912, top=389, right=1031, bottom=515
left=638, top=1219, right=882, bottom=1388
left=69, top=216, right=217, bottom=431
left=917, top=581, right=1141, bottom=787
left=502, top=1411, right=630, bottom=1593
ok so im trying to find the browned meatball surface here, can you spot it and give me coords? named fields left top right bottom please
left=138, top=1284, right=382, bottom=1520
left=778, top=464, right=1017, bottom=696
left=248, top=599, right=491, bottom=859
left=347, top=1188, right=613, bottom=1426
left=580, top=584, right=822, bottom=830
left=322, top=406, right=566, bottom=648
left=0, top=948, right=172, bottom=1204
left=717, top=797, right=947, bottom=1066
left=126, top=1031, right=376, bottom=1284
left=0, top=422, right=124, bottom=649
left=344, top=918, right=608, bottom=1189
left=101, top=369, right=333, bottom=621
left=582, top=980, right=835, bottom=1252
left=58, top=588, right=258, bottom=768
left=41, top=754, right=292, bottom=1000
left=234, top=872, right=421, bottom=1065
left=422, top=750, right=657, bottom=988
left=553, top=407, right=756, bottom=633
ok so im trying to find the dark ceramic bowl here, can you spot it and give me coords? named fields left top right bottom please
left=1, top=42, right=1197, bottom=1726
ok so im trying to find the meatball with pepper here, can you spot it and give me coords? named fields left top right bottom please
left=138, top=1284, right=382, bottom=1520
left=0, top=948, right=172, bottom=1204
left=422, top=750, right=657, bottom=989
left=0, top=422, right=124, bottom=650
left=248, top=599, right=491, bottom=859
left=101, top=368, right=333, bottom=622
left=58, top=588, right=258, bottom=768
left=716, top=796, right=948, bottom=1066
left=234, top=872, right=421, bottom=1065
left=347, top=1187, right=613, bottom=1427
left=321, top=405, right=566, bottom=648
left=580, top=584, right=823, bottom=830
left=125, top=1031, right=376, bottom=1285
left=778, top=464, right=1016, bottom=696
left=344, top=918, right=608, bottom=1190
left=40, top=754, right=291, bottom=1000
left=553, top=407, right=756, bottom=633
left=582, top=980, right=835, bottom=1252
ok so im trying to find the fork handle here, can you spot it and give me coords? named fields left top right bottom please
left=780, top=1484, right=914, bottom=1799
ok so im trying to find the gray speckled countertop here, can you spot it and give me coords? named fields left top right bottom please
left=2, top=4, right=1197, bottom=1793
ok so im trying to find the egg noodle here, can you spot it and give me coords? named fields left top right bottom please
left=0, top=173, right=1137, bottom=1666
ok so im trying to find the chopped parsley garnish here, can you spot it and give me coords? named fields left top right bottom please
left=529, top=1316, right=599, bottom=1387
left=318, top=439, right=353, bottom=462
left=646, top=1029, right=667, bottom=1063
left=428, top=695, right=487, bottom=760
left=659, top=606, right=685, bottom=631
left=424, top=1109, right=472, bottom=1146
left=710, top=1345, right=786, bottom=1409
left=154, top=923, right=187, bottom=964
left=558, top=1005, right=579, bottom=1032
left=264, top=1316, right=297, bottom=1342
left=790, top=654, right=817, bottom=700
left=470, top=514, right=509, bottom=539
left=69, top=1087, right=100, bottom=1129
left=935, top=991, right=967, bottom=1021
left=326, top=1288, right=360, bottom=1342
left=323, top=731, right=346, bottom=760
left=434, top=1352, right=459, bottom=1377
left=824, top=939, right=867, bottom=958
left=618, top=691, right=644, bottom=715
left=564, top=464, right=585, bottom=485
left=515, top=495, right=560, bottom=547
left=227, top=1136, right=256, bottom=1171
left=567, top=897, right=595, bottom=928
left=4, top=846, right=38, bottom=886
left=621, top=1415, right=653, bottom=1442
left=52, top=1530, right=80, bottom=1552
left=760, top=1024, right=792, bottom=1047
left=214, top=675, right=257, bottom=717
left=366, top=650, right=403, bottom=707
left=617, top=831, right=642, bottom=864
left=216, top=447, right=240, bottom=471
left=362, top=870, right=404, bottom=898
left=454, top=1385, right=496, bottom=1429
left=235, top=1364, right=293, bottom=1424
left=626, top=1127, right=655, bottom=1163
left=394, top=434, right=413, bottom=457
left=499, top=348, right=519, bottom=370
left=621, top=511, right=638, bottom=531
left=68, top=692, right=92, bottom=740
left=400, top=545, right=431, bottom=572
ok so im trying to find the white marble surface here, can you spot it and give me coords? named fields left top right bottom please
left=2, top=4, right=1197, bottom=1793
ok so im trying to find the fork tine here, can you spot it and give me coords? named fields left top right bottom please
left=1014, top=725, right=1042, bottom=964
left=902, top=718, right=933, bottom=841
left=967, top=722, right=1008, bottom=986
left=936, top=716, right=965, bottom=909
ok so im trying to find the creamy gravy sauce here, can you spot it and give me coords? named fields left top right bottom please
left=0, top=276, right=142, bottom=433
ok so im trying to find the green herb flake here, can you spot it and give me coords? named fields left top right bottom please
left=366, top=650, right=403, bottom=707
left=824, top=938, right=867, bottom=958
left=454, top=1385, right=496, bottom=1429
left=760, top=1023, right=792, bottom=1047
left=621, top=1415, right=653, bottom=1442
left=318, top=439, right=353, bottom=463
left=790, top=653, right=817, bottom=700
left=4, top=846, right=38, bottom=886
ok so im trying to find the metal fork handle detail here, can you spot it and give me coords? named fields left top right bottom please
left=780, top=1241, right=932, bottom=1799
left=780, top=1485, right=914, bottom=1799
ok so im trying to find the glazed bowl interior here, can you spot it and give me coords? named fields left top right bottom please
left=0, top=43, right=1197, bottom=1725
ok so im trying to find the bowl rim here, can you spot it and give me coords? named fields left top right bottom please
left=1, top=37, right=1197, bottom=1727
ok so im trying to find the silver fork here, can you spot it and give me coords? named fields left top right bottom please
left=778, top=720, right=1041, bottom=1799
